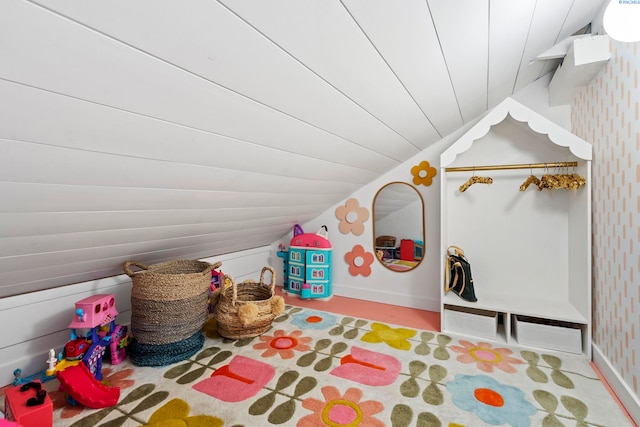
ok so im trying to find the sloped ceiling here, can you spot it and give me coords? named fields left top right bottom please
left=0, top=0, right=606, bottom=297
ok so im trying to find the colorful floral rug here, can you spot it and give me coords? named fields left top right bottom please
left=36, top=305, right=632, bottom=426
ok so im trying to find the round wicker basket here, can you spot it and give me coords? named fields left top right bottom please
left=214, top=266, right=279, bottom=339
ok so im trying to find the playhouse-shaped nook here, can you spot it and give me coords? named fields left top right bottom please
left=440, top=97, right=592, bottom=357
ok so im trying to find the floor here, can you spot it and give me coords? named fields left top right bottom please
left=277, top=288, right=637, bottom=426
left=276, top=286, right=440, bottom=331
left=1, top=290, right=635, bottom=425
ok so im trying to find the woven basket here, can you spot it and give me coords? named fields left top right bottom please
left=214, top=266, right=279, bottom=339
left=124, top=260, right=220, bottom=347
left=128, top=331, right=204, bottom=367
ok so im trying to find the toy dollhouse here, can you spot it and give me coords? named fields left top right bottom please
left=284, top=225, right=332, bottom=299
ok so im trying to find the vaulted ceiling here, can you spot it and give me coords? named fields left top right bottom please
left=0, top=0, right=606, bottom=297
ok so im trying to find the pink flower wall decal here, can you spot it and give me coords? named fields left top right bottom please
left=335, top=198, right=369, bottom=235
left=344, top=245, right=375, bottom=277
left=411, top=160, right=437, bottom=186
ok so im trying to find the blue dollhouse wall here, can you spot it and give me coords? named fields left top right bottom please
left=288, top=247, right=332, bottom=299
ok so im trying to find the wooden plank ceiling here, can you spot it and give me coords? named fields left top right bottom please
left=0, top=0, right=605, bottom=297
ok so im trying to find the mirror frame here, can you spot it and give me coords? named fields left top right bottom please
left=372, top=181, right=425, bottom=272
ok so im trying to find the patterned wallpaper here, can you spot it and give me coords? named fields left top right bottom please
left=572, top=41, right=639, bottom=400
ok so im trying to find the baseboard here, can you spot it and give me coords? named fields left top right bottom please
left=333, top=283, right=440, bottom=312
left=592, top=344, right=640, bottom=426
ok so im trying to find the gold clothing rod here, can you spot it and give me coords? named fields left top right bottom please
left=445, top=161, right=578, bottom=173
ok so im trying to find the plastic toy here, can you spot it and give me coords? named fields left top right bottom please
left=45, top=294, right=126, bottom=408
left=208, top=265, right=225, bottom=313
left=276, top=244, right=290, bottom=292
left=3, top=380, right=53, bottom=427
left=286, top=224, right=332, bottom=299
left=11, top=367, right=55, bottom=387
left=56, top=363, right=120, bottom=408
left=11, top=294, right=127, bottom=409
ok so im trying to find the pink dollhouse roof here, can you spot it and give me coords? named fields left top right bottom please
left=68, top=294, right=118, bottom=329
left=290, top=232, right=331, bottom=249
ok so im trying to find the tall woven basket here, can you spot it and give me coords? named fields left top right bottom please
left=213, top=266, right=283, bottom=340
left=123, top=259, right=219, bottom=366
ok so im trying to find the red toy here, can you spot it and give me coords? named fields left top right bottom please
left=400, top=239, right=415, bottom=261
left=64, top=338, right=89, bottom=360
left=3, top=380, right=52, bottom=427
left=56, top=364, right=120, bottom=409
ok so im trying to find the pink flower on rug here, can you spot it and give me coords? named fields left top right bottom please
left=298, top=386, right=384, bottom=427
left=330, top=346, right=401, bottom=386
left=193, top=355, right=275, bottom=403
left=451, top=340, right=524, bottom=373
left=253, top=329, right=312, bottom=359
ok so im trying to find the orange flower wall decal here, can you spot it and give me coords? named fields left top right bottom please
left=411, top=160, right=437, bottom=186
left=335, top=198, right=369, bottom=235
left=345, top=245, right=374, bottom=277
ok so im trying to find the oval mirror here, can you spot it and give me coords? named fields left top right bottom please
left=373, top=182, right=425, bottom=272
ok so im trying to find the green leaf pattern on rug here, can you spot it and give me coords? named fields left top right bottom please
left=434, top=334, right=452, bottom=360
left=424, top=365, right=447, bottom=405
left=534, top=390, right=590, bottom=426
left=274, top=306, right=303, bottom=323
left=296, top=338, right=331, bottom=367
left=248, top=370, right=318, bottom=424
left=308, top=341, right=348, bottom=372
left=391, top=403, right=414, bottom=427
left=561, top=395, right=589, bottom=425
left=401, top=360, right=428, bottom=398
left=413, top=332, right=451, bottom=360
left=543, top=354, right=575, bottom=389
left=521, top=351, right=549, bottom=383
left=164, top=347, right=233, bottom=384
left=330, top=316, right=369, bottom=339
left=391, top=404, right=450, bottom=427
left=522, top=351, right=575, bottom=388
left=414, top=331, right=434, bottom=356
left=399, top=360, right=447, bottom=406
left=232, top=335, right=259, bottom=347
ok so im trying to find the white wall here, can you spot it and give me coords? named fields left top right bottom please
left=273, top=73, right=569, bottom=312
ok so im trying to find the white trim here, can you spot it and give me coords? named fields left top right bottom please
left=592, top=344, right=640, bottom=425
left=333, top=283, right=440, bottom=312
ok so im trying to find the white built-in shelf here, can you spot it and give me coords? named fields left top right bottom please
left=439, top=98, right=592, bottom=358
left=442, top=292, right=587, bottom=325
